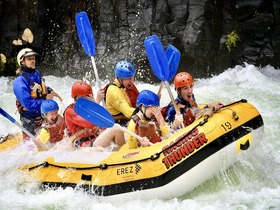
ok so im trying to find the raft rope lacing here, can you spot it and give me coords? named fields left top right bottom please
left=27, top=99, right=247, bottom=171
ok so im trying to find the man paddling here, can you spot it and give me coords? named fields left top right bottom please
left=103, top=60, right=139, bottom=126
left=165, top=72, right=223, bottom=129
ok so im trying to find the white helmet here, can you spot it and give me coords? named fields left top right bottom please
left=17, top=48, right=38, bottom=66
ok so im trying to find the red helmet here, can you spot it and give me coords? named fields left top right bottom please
left=71, top=81, right=93, bottom=98
left=174, top=72, right=194, bottom=90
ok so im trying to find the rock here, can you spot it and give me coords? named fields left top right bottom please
left=0, top=0, right=279, bottom=79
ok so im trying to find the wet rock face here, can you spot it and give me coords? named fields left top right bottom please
left=0, top=0, right=279, bottom=81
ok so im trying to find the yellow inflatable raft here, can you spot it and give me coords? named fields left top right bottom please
left=0, top=133, right=22, bottom=151
left=4, top=100, right=264, bottom=200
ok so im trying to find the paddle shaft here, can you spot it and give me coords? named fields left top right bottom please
left=90, top=57, right=101, bottom=89
left=15, top=121, right=36, bottom=139
left=90, top=57, right=105, bottom=106
left=0, top=108, right=48, bottom=150
left=114, top=124, right=153, bottom=146
left=157, top=82, right=164, bottom=96
left=114, top=123, right=142, bottom=140
left=164, top=81, right=185, bottom=128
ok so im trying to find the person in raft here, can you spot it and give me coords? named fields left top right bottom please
left=126, top=90, right=170, bottom=149
left=103, top=60, right=139, bottom=126
left=39, top=99, right=66, bottom=147
left=164, top=72, right=223, bottom=130
left=13, top=48, right=62, bottom=140
left=64, top=81, right=125, bottom=149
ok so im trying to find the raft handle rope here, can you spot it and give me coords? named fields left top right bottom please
left=27, top=99, right=247, bottom=171
left=222, top=99, right=247, bottom=108
left=230, top=110, right=239, bottom=121
left=27, top=118, right=206, bottom=171
left=220, top=99, right=246, bottom=121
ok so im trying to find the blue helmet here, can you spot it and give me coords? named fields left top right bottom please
left=115, top=60, right=135, bottom=79
left=41, top=99, right=59, bottom=114
left=136, top=90, right=159, bottom=107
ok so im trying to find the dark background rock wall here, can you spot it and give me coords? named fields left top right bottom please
left=0, top=0, right=279, bottom=82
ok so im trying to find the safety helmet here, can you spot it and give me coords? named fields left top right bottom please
left=71, top=81, right=93, bottom=98
left=174, top=72, right=194, bottom=90
left=17, top=48, right=38, bottom=66
left=136, top=90, right=159, bottom=107
left=41, top=99, right=59, bottom=115
left=115, top=60, right=135, bottom=79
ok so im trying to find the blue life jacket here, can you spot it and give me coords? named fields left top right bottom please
left=13, top=68, right=47, bottom=117
left=165, top=94, right=196, bottom=123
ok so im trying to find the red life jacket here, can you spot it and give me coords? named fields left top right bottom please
left=42, top=115, right=65, bottom=143
left=103, top=82, right=139, bottom=108
left=125, top=83, right=139, bottom=108
left=132, top=115, right=162, bottom=144
left=181, top=100, right=198, bottom=126
left=103, top=82, right=139, bottom=125
left=64, top=104, right=102, bottom=147
left=163, top=100, right=198, bottom=127
left=183, top=108, right=196, bottom=127
left=72, top=126, right=101, bottom=147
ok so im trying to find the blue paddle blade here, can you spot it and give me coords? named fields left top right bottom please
left=74, top=98, right=114, bottom=128
left=75, top=12, right=96, bottom=57
left=166, top=45, right=180, bottom=81
left=144, top=35, right=169, bottom=81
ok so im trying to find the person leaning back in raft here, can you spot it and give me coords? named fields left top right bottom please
left=13, top=48, right=62, bottom=140
left=164, top=72, right=223, bottom=130
left=126, top=90, right=170, bottom=149
left=64, top=81, right=125, bottom=149
left=39, top=99, right=66, bottom=147
left=103, top=60, right=139, bottom=126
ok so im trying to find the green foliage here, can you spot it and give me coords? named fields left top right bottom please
left=0, top=57, right=18, bottom=76
left=226, top=31, right=240, bottom=52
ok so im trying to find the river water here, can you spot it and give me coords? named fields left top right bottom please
left=0, top=63, right=279, bottom=209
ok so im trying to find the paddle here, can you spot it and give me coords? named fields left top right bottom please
left=0, top=107, right=48, bottom=150
left=144, top=35, right=169, bottom=81
left=75, top=11, right=105, bottom=106
left=158, top=44, right=181, bottom=95
left=74, top=98, right=152, bottom=145
left=144, top=35, right=183, bottom=127
left=166, top=44, right=180, bottom=79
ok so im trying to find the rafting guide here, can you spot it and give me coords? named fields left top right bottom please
left=13, top=48, right=62, bottom=140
